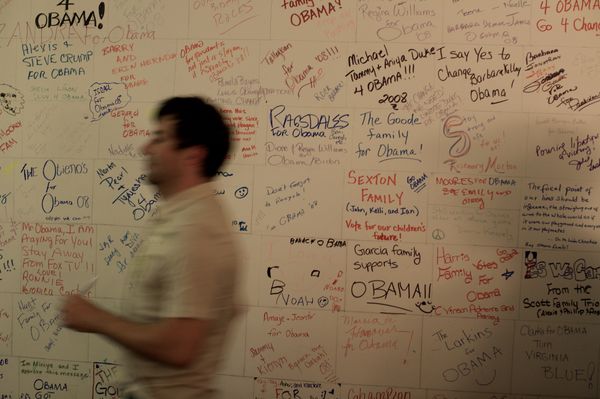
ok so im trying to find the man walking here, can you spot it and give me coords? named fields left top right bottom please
left=62, top=97, right=239, bottom=399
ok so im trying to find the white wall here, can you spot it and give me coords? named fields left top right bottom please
left=1, top=0, right=600, bottom=398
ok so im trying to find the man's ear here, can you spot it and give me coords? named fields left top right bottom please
left=184, top=145, right=207, bottom=169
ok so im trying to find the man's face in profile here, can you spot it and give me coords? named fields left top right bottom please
left=143, top=116, right=182, bottom=187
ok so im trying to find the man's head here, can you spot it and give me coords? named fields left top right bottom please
left=156, top=96, right=230, bottom=178
left=143, top=97, right=230, bottom=195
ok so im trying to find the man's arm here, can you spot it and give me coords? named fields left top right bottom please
left=62, top=295, right=209, bottom=368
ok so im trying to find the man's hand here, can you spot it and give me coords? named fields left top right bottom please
left=61, top=294, right=106, bottom=333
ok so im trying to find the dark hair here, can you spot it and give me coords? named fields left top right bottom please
left=156, top=96, right=230, bottom=178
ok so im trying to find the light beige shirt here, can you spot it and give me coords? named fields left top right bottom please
left=120, top=182, right=239, bottom=399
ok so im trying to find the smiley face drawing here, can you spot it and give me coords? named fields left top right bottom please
left=234, top=186, right=249, bottom=199
left=0, top=84, right=25, bottom=116
left=317, top=296, right=329, bottom=308
left=415, top=300, right=437, bottom=314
